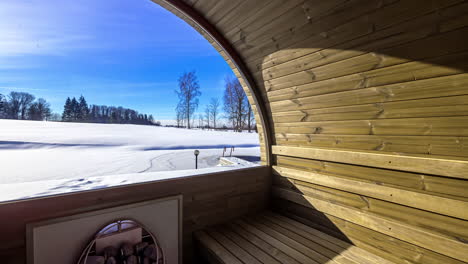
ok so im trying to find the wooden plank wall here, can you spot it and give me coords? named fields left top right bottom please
left=156, top=0, right=468, bottom=263
left=0, top=167, right=270, bottom=264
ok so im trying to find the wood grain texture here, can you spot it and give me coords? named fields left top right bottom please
left=0, top=166, right=270, bottom=263
left=273, top=187, right=468, bottom=262
left=195, top=211, right=397, bottom=264
left=272, top=176, right=467, bottom=242
left=152, top=1, right=468, bottom=263
left=275, top=155, right=468, bottom=199
left=275, top=133, right=468, bottom=158
left=273, top=165, right=468, bottom=219
left=4, top=1, right=468, bottom=264
left=273, top=199, right=466, bottom=264
left=273, top=145, right=468, bottom=179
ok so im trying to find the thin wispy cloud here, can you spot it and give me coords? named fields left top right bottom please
left=0, top=0, right=233, bottom=121
left=0, top=0, right=216, bottom=59
left=0, top=1, right=93, bottom=57
left=0, top=86, right=45, bottom=91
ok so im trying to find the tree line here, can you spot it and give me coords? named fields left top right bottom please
left=174, top=71, right=255, bottom=132
left=62, top=96, right=157, bottom=125
left=0, top=92, right=52, bottom=121
left=0, top=91, right=158, bottom=126
left=2, top=72, right=256, bottom=131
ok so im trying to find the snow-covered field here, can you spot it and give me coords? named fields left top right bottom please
left=0, top=119, right=260, bottom=201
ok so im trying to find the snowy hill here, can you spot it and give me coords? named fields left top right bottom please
left=0, top=119, right=260, bottom=200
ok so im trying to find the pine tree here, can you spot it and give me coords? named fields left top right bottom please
left=62, top=97, right=72, bottom=121
left=78, top=95, right=89, bottom=121
left=70, top=97, right=79, bottom=121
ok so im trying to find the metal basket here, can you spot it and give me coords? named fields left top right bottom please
left=77, top=219, right=164, bottom=264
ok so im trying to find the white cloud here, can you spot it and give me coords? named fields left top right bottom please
left=0, top=0, right=218, bottom=60
left=0, top=59, right=40, bottom=70
left=0, top=1, right=95, bottom=57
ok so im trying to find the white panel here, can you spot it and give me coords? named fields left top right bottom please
left=27, top=195, right=182, bottom=264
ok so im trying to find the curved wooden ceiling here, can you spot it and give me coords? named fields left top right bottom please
left=152, top=1, right=468, bottom=263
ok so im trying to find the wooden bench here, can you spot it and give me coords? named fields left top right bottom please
left=194, top=211, right=395, bottom=264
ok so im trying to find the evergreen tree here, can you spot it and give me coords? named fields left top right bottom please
left=62, top=97, right=72, bottom=121
left=61, top=97, right=154, bottom=125
left=70, top=97, right=79, bottom=121
left=78, top=95, right=89, bottom=121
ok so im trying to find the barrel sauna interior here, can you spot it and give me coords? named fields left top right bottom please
left=1, top=1, right=467, bottom=263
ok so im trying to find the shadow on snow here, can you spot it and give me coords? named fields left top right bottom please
left=0, top=141, right=260, bottom=150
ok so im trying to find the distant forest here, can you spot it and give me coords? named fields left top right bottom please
left=0, top=92, right=159, bottom=126
left=63, top=96, right=157, bottom=125
left=1, top=72, right=258, bottom=131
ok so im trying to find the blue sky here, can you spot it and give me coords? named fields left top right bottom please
left=0, top=0, right=234, bottom=123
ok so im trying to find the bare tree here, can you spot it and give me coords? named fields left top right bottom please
left=175, top=102, right=185, bottom=128
left=175, top=71, right=201, bottom=129
left=204, top=105, right=210, bottom=129
left=37, top=98, right=51, bottom=120
left=235, top=84, right=248, bottom=132
left=19, top=92, right=35, bottom=120
left=49, top=113, right=62, bottom=121
left=209, top=97, right=220, bottom=129
left=223, top=76, right=237, bottom=129
left=223, top=76, right=247, bottom=132
left=0, top=93, right=6, bottom=118
left=28, top=98, right=51, bottom=120
left=246, top=103, right=254, bottom=132
left=198, top=113, right=204, bottom=129
left=7, top=92, right=22, bottom=119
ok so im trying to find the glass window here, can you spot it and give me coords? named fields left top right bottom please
left=0, top=0, right=260, bottom=202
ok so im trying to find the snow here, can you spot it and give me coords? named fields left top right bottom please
left=219, top=156, right=258, bottom=167
left=0, top=119, right=260, bottom=201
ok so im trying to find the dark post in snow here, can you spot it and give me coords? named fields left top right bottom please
left=194, top=149, right=200, bottom=169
